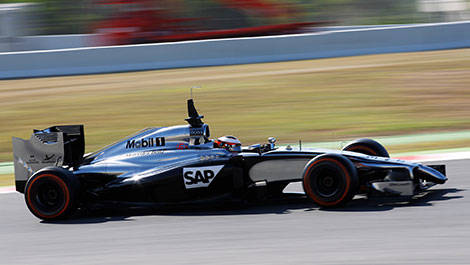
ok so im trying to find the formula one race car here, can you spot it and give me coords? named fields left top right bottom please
left=12, top=100, right=447, bottom=220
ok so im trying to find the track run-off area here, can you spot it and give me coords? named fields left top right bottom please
left=0, top=158, right=468, bottom=265
left=1, top=46, right=469, bottom=264
left=1, top=48, right=470, bottom=163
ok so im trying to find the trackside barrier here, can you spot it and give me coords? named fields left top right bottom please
left=1, top=21, right=470, bottom=79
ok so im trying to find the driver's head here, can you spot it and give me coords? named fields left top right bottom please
left=214, top=135, right=241, bottom=152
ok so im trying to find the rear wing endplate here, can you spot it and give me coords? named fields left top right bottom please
left=12, top=125, right=84, bottom=193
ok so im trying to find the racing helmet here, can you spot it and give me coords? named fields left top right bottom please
left=214, top=135, right=242, bottom=152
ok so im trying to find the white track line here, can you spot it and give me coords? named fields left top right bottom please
left=394, top=151, right=470, bottom=163
left=0, top=186, right=15, bottom=194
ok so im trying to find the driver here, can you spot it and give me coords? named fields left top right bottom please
left=214, top=135, right=242, bottom=152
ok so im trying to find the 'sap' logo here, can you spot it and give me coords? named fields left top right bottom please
left=183, top=165, right=224, bottom=189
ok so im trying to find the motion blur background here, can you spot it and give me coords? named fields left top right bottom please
left=2, top=0, right=470, bottom=34
left=1, top=0, right=470, bottom=50
left=1, top=0, right=469, bottom=186
left=1, top=3, right=470, bottom=265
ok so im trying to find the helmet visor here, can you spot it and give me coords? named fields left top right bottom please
left=230, top=145, right=242, bottom=152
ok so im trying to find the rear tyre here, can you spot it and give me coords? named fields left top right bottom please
left=342, top=138, right=389, bottom=157
left=25, top=167, right=80, bottom=221
left=302, top=154, right=358, bottom=208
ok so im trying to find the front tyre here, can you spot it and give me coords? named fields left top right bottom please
left=25, top=167, right=79, bottom=221
left=302, top=154, right=358, bottom=208
left=342, top=138, right=389, bottom=157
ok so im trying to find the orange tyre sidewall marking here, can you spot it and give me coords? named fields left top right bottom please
left=26, top=174, right=70, bottom=219
left=303, top=158, right=351, bottom=207
left=347, top=145, right=377, bottom=156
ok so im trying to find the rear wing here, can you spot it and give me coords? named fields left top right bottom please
left=12, top=125, right=84, bottom=193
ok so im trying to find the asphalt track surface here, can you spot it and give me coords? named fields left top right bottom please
left=0, top=159, right=468, bottom=265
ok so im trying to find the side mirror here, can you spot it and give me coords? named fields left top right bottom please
left=267, top=137, right=276, bottom=150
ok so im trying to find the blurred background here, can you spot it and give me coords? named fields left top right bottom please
left=1, top=0, right=470, bottom=50
left=0, top=3, right=469, bottom=264
left=1, top=0, right=470, bottom=186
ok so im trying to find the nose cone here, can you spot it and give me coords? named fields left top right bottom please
left=416, top=164, right=447, bottom=184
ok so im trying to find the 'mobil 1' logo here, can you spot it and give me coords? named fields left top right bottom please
left=126, top=137, right=165, bottom=149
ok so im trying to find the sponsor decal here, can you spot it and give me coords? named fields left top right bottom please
left=26, top=154, right=62, bottom=165
left=41, top=154, right=62, bottom=164
left=190, top=127, right=204, bottom=136
left=125, top=150, right=165, bottom=157
left=183, top=165, right=224, bottom=189
left=44, top=154, right=55, bottom=161
left=177, top=143, right=189, bottom=150
left=126, top=137, right=165, bottom=149
left=199, top=155, right=222, bottom=161
left=27, top=155, right=39, bottom=164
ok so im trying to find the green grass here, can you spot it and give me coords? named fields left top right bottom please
left=1, top=48, right=470, bottom=162
left=0, top=174, right=13, bottom=186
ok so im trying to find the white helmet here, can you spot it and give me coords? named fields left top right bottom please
left=214, top=135, right=242, bottom=152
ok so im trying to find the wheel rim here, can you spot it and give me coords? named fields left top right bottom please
left=36, top=180, right=64, bottom=210
left=311, top=164, right=344, bottom=198
left=27, top=175, right=69, bottom=217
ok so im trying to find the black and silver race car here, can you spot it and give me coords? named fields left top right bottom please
left=12, top=99, right=447, bottom=220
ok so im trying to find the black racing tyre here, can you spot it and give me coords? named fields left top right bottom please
left=342, top=138, right=389, bottom=157
left=25, top=167, right=80, bottom=221
left=302, top=154, right=358, bottom=208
